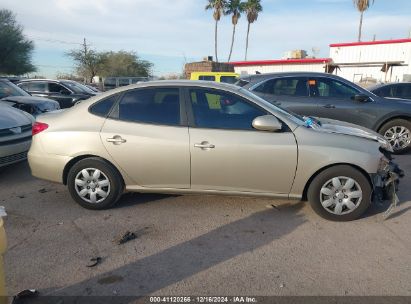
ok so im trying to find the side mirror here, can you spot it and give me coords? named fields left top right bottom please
left=352, top=94, right=370, bottom=103
left=252, top=115, right=282, bottom=132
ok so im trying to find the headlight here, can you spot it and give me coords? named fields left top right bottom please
left=378, top=137, right=393, bottom=153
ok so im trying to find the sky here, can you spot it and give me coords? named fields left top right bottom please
left=2, top=0, right=411, bottom=78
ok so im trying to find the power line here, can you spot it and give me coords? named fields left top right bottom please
left=29, top=36, right=83, bottom=45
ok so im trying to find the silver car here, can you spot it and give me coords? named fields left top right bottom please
left=28, top=81, right=401, bottom=221
left=0, top=103, right=34, bottom=168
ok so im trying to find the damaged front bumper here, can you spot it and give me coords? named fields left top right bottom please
left=371, top=160, right=404, bottom=217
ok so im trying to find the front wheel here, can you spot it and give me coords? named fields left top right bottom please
left=67, top=157, right=124, bottom=210
left=379, top=119, right=411, bottom=154
left=307, top=165, right=372, bottom=221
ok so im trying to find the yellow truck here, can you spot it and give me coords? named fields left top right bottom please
left=190, top=72, right=239, bottom=84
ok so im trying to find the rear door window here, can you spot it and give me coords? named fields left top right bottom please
left=27, top=82, right=47, bottom=92
left=115, top=88, right=181, bottom=126
left=397, top=84, right=411, bottom=99
left=90, top=94, right=119, bottom=117
left=253, top=77, right=309, bottom=97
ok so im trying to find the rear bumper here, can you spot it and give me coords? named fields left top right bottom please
left=28, top=151, right=71, bottom=183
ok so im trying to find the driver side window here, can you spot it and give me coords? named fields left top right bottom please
left=309, top=78, right=359, bottom=99
left=49, top=83, right=70, bottom=95
left=189, top=88, right=267, bottom=130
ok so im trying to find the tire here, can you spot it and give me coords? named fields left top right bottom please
left=67, top=157, right=124, bottom=210
left=379, top=119, right=411, bottom=154
left=307, top=165, right=372, bottom=221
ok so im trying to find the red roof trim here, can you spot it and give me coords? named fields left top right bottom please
left=330, top=38, right=411, bottom=48
left=229, top=58, right=332, bottom=66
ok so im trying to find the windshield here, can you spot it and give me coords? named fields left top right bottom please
left=0, top=81, right=31, bottom=98
left=61, top=81, right=95, bottom=94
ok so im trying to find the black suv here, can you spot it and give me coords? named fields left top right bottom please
left=17, top=79, right=99, bottom=109
left=239, top=72, right=411, bottom=153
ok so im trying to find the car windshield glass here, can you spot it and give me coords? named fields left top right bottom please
left=239, top=88, right=307, bottom=125
left=61, top=81, right=94, bottom=94
left=0, top=81, right=31, bottom=98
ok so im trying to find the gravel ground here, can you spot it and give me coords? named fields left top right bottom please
left=1, top=155, right=410, bottom=297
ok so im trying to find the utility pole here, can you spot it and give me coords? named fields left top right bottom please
left=82, top=38, right=91, bottom=83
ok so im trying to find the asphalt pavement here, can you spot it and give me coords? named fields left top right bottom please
left=1, top=156, right=410, bottom=297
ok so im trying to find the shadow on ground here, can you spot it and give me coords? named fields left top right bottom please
left=36, top=201, right=307, bottom=299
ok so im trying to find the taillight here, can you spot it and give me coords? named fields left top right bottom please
left=32, top=122, right=49, bottom=136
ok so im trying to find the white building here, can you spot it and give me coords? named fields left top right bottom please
left=329, top=38, right=411, bottom=83
left=230, top=58, right=333, bottom=75
left=230, top=38, right=411, bottom=84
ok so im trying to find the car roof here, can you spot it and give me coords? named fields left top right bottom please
left=100, top=80, right=242, bottom=95
left=18, top=79, right=59, bottom=82
left=242, top=71, right=341, bottom=80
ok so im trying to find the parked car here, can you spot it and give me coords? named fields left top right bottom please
left=28, top=81, right=401, bottom=221
left=0, top=79, right=60, bottom=117
left=238, top=72, right=411, bottom=154
left=0, top=103, right=33, bottom=168
left=370, top=82, right=411, bottom=101
left=17, top=79, right=98, bottom=109
left=85, top=84, right=102, bottom=93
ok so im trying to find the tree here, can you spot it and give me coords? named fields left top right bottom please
left=67, top=38, right=101, bottom=83
left=243, top=0, right=262, bottom=61
left=206, top=0, right=227, bottom=62
left=353, top=0, right=375, bottom=42
left=0, top=9, right=36, bottom=75
left=225, top=0, right=244, bottom=62
left=98, top=51, right=153, bottom=77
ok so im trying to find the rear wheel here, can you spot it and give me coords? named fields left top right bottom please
left=67, top=157, right=124, bottom=210
left=379, top=119, right=411, bottom=154
left=307, top=165, right=372, bottom=221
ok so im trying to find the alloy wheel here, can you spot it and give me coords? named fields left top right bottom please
left=384, top=126, right=411, bottom=151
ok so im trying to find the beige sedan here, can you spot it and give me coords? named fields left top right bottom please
left=28, top=81, right=400, bottom=221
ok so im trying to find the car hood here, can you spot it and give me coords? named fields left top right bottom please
left=314, top=118, right=391, bottom=151
left=381, top=97, right=411, bottom=103
left=0, top=103, right=34, bottom=129
left=1, top=95, right=59, bottom=106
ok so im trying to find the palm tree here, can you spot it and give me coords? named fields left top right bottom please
left=243, top=0, right=262, bottom=61
left=225, top=0, right=244, bottom=62
left=206, top=0, right=227, bottom=62
left=353, top=0, right=375, bottom=42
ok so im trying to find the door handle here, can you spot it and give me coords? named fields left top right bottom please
left=273, top=101, right=282, bottom=106
left=107, top=135, right=127, bottom=145
left=194, top=141, right=215, bottom=150
left=323, top=104, right=336, bottom=109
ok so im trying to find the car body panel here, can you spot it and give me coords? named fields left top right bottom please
left=189, top=127, right=297, bottom=194
left=101, top=119, right=191, bottom=189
